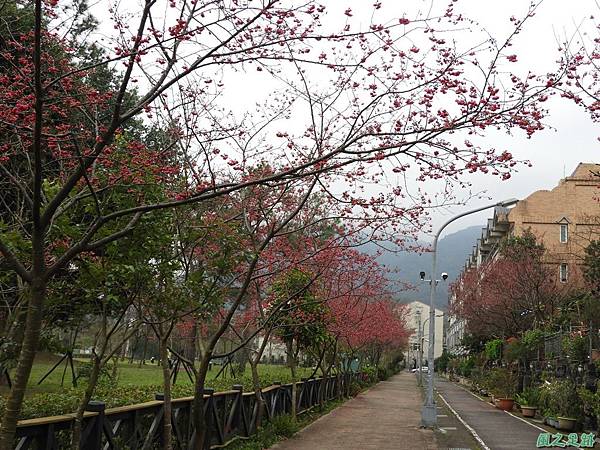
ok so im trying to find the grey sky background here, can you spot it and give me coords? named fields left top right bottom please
left=89, top=0, right=599, bottom=242
left=420, top=0, right=599, bottom=239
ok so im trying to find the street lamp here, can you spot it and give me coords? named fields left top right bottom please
left=415, top=309, right=422, bottom=386
left=419, top=197, right=519, bottom=428
left=417, top=313, right=444, bottom=384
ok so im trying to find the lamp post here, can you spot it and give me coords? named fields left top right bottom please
left=419, top=197, right=519, bottom=428
left=416, top=309, right=422, bottom=386
left=416, top=313, right=444, bottom=386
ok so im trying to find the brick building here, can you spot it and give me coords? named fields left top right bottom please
left=445, top=163, right=600, bottom=354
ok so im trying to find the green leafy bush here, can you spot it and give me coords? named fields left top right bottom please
left=377, top=367, right=393, bottom=381
left=482, top=368, right=516, bottom=398
left=484, top=339, right=503, bottom=361
left=539, top=378, right=582, bottom=419
left=435, top=350, right=452, bottom=373
left=76, top=361, right=114, bottom=387
left=578, top=386, right=600, bottom=419
left=504, top=339, right=526, bottom=362
left=270, top=415, right=299, bottom=437
left=515, top=387, right=540, bottom=407
left=522, top=329, right=545, bottom=352
left=457, top=357, right=475, bottom=377
left=562, top=336, right=588, bottom=361
left=362, top=365, right=377, bottom=383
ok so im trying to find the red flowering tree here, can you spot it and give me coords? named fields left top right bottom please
left=451, top=233, right=577, bottom=339
left=0, top=0, right=564, bottom=445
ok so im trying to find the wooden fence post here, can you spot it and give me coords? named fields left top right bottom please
left=232, top=385, right=244, bottom=437
left=83, top=400, right=105, bottom=450
left=203, top=388, right=215, bottom=450
left=155, top=393, right=165, bottom=448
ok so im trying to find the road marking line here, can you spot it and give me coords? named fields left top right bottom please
left=503, top=410, right=547, bottom=432
left=448, top=380, right=549, bottom=433
left=438, top=393, right=491, bottom=450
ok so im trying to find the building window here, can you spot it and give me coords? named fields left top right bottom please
left=560, top=263, right=568, bottom=283
left=560, top=224, right=568, bottom=243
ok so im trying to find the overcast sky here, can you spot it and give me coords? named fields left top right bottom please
left=90, top=0, right=599, bottom=241
left=419, top=0, right=599, bottom=238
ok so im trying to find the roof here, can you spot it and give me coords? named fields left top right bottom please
left=569, top=163, right=600, bottom=180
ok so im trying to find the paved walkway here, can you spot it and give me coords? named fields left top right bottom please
left=436, top=377, right=557, bottom=450
left=271, top=372, right=437, bottom=450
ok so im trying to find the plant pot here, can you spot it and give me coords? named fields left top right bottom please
left=521, top=406, right=537, bottom=417
left=592, top=349, right=600, bottom=362
left=557, top=417, right=577, bottom=431
left=496, top=398, right=515, bottom=411
left=545, top=417, right=558, bottom=428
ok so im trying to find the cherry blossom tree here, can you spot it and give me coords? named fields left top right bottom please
left=0, top=0, right=563, bottom=446
left=450, top=233, right=578, bottom=339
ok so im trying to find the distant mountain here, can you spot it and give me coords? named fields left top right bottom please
left=363, top=225, right=482, bottom=310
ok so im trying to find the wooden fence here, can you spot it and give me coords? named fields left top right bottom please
left=14, top=372, right=364, bottom=449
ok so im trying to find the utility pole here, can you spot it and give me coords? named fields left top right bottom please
left=416, top=309, right=422, bottom=386
left=419, top=197, right=519, bottom=428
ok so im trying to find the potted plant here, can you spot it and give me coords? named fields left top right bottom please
left=516, top=387, right=540, bottom=418
left=540, top=378, right=582, bottom=431
left=488, top=367, right=517, bottom=411
left=539, top=379, right=561, bottom=428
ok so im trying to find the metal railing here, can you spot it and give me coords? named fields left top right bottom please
left=14, top=372, right=363, bottom=449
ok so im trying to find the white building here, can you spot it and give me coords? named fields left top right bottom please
left=405, top=301, right=445, bottom=367
left=256, top=336, right=287, bottom=364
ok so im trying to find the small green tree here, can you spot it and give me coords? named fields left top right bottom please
left=269, top=269, right=329, bottom=420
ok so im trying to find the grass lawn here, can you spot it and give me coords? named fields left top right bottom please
left=2, top=352, right=311, bottom=397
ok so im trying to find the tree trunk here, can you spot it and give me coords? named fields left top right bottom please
left=0, top=303, right=28, bottom=377
left=111, top=356, right=119, bottom=380
left=139, top=329, right=148, bottom=367
left=286, top=340, right=297, bottom=420
left=160, top=338, right=173, bottom=450
left=189, top=322, right=198, bottom=363
left=249, top=359, right=265, bottom=429
left=190, top=355, right=211, bottom=450
left=129, top=333, right=137, bottom=364
left=0, top=281, right=45, bottom=450
left=70, top=355, right=102, bottom=449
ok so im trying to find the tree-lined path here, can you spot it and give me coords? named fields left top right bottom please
left=271, top=372, right=436, bottom=450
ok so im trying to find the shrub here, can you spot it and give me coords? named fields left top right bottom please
left=458, top=357, right=475, bottom=377
left=348, top=381, right=362, bottom=397
left=484, top=339, right=503, bottom=361
left=435, top=350, right=451, bottom=373
left=522, top=329, right=545, bottom=352
left=562, top=336, right=588, bottom=362
left=0, top=369, right=313, bottom=421
left=515, top=387, right=540, bottom=407
left=469, top=367, right=485, bottom=390
left=504, top=339, right=526, bottom=363
left=578, top=386, right=600, bottom=419
left=483, top=368, right=516, bottom=398
left=271, top=415, right=299, bottom=437
left=539, top=378, right=583, bottom=419
left=377, top=366, right=393, bottom=381
left=362, top=365, right=377, bottom=383
left=76, top=361, right=113, bottom=386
